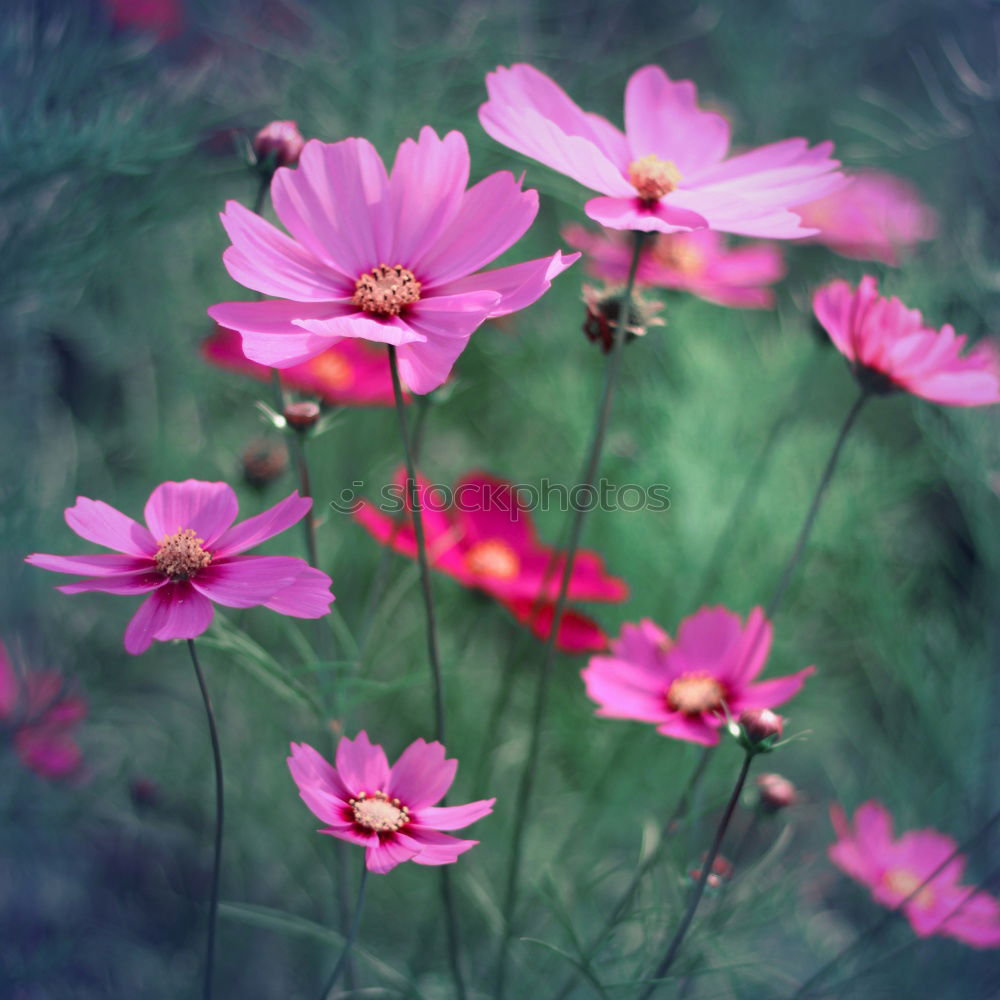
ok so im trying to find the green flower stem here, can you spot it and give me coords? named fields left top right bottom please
left=637, top=751, right=755, bottom=999
left=319, top=861, right=369, bottom=999
left=495, top=230, right=647, bottom=1000
left=387, top=345, right=466, bottom=1000
left=187, top=638, right=223, bottom=1000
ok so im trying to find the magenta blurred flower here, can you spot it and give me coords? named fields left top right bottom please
left=253, top=121, right=305, bottom=170
left=813, top=276, right=1000, bottom=406
left=479, top=64, right=843, bottom=237
left=354, top=470, right=627, bottom=653
left=564, top=224, right=785, bottom=309
left=26, top=481, right=334, bottom=655
left=582, top=607, right=814, bottom=745
left=288, top=732, right=494, bottom=874
left=203, top=323, right=404, bottom=407
left=798, top=170, right=937, bottom=266
left=829, top=801, right=1000, bottom=948
left=208, top=127, right=578, bottom=394
left=0, top=642, right=85, bottom=780
left=104, top=0, right=183, bottom=40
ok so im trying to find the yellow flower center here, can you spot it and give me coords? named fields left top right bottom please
left=652, top=235, right=704, bottom=276
left=154, top=528, right=212, bottom=581
left=309, top=350, right=354, bottom=389
left=353, top=264, right=422, bottom=317
left=666, top=672, right=725, bottom=715
left=882, top=868, right=935, bottom=910
left=350, top=790, right=409, bottom=833
left=628, top=155, right=682, bottom=201
left=464, top=539, right=520, bottom=580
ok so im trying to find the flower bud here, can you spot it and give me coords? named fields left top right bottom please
left=756, top=772, right=798, bottom=811
left=689, top=854, right=732, bottom=887
left=736, top=708, right=783, bottom=753
left=241, top=438, right=288, bottom=489
left=582, top=284, right=664, bottom=354
left=283, top=401, right=321, bottom=430
left=253, top=120, right=305, bottom=170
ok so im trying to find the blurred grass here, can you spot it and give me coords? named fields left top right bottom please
left=1, top=0, right=999, bottom=997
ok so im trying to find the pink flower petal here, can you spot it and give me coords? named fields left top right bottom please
left=582, top=658, right=672, bottom=724
left=212, top=492, right=312, bottom=557
left=143, top=481, right=239, bottom=547
left=585, top=195, right=708, bottom=234
left=401, top=828, right=479, bottom=866
left=16, top=727, right=82, bottom=779
left=219, top=200, right=352, bottom=301
left=415, top=171, right=540, bottom=286
left=25, top=553, right=150, bottom=576
left=734, top=666, right=816, bottom=712
left=389, top=127, right=470, bottom=263
left=262, top=565, right=335, bottom=619
left=394, top=291, right=500, bottom=394
left=412, top=798, right=496, bottom=831
left=431, top=251, right=579, bottom=318
left=63, top=497, right=157, bottom=556
left=123, top=584, right=214, bottom=655
left=365, top=836, right=420, bottom=874
left=624, top=66, right=730, bottom=174
left=656, top=712, right=723, bottom=745
left=190, top=556, right=306, bottom=608
left=288, top=742, right=352, bottom=824
left=0, top=643, right=16, bottom=719
left=336, top=731, right=391, bottom=794
left=387, top=738, right=456, bottom=808
left=56, top=569, right=165, bottom=596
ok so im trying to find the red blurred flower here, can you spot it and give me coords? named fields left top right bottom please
left=354, top=471, right=627, bottom=652
left=203, top=324, right=405, bottom=407
left=0, top=642, right=85, bottom=780
left=105, top=0, right=183, bottom=40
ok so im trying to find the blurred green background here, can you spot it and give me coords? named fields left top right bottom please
left=2, top=0, right=999, bottom=996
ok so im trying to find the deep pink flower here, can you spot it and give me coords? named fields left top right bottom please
left=798, top=170, right=937, bottom=265
left=564, top=224, right=784, bottom=309
left=354, top=470, right=627, bottom=653
left=208, top=127, right=578, bottom=394
left=581, top=607, right=814, bottom=745
left=104, top=0, right=183, bottom=40
left=288, top=732, right=494, bottom=874
left=0, top=642, right=85, bottom=780
left=829, top=801, right=1000, bottom=948
left=26, top=481, right=334, bottom=655
left=203, top=324, right=404, bottom=407
left=479, top=64, right=843, bottom=237
left=813, top=276, right=1000, bottom=406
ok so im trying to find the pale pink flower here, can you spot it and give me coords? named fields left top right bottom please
left=798, top=170, right=937, bottom=265
left=479, top=64, right=843, bottom=237
left=813, top=276, right=1000, bottom=406
left=0, top=642, right=85, bottom=780
left=564, top=224, right=784, bottom=308
left=288, top=732, right=494, bottom=874
left=208, top=127, right=578, bottom=394
left=829, top=801, right=1000, bottom=948
left=581, top=606, right=814, bottom=745
left=26, top=481, right=334, bottom=654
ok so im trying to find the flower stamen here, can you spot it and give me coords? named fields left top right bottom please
left=350, top=790, right=410, bottom=833
left=353, top=264, right=421, bottom=317
left=883, top=868, right=935, bottom=910
left=464, top=539, right=520, bottom=580
left=154, top=528, right=212, bottom=581
left=628, top=155, right=682, bottom=201
left=666, top=672, right=725, bottom=715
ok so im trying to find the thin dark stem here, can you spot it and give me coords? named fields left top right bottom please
left=496, top=231, right=647, bottom=1000
left=252, top=173, right=270, bottom=215
left=187, top=639, right=224, bottom=1000
left=551, top=746, right=714, bottom=1000
left=766, top=389, right=869, bottom=619
left=786, top=807, right=1000, bottom=1000
left=387, top=346, right=465, bottom=1000
left=636, top=752, right=754, bottom=1000
left=320, top=861, right=369, bottom=999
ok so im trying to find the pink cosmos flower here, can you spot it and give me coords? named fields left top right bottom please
left=288, top=732, right=494, bottom=874
left=105, top=0, right=183, bottom=40
left=798, top=170, right=937, bottom=266
left=581, top=606, right=814, bottom=745
left=813, top=276, right=1000, bottom=406
left=829, top=801, right=1000, bottom=948
left=207, top=127, right=578, bottom=394
left=26, top=481, right=334, bottom=655
left=202, top=323, right=404, bottom=407
left=0, top=642, right=85, bottom=780
left=479, top=64, right=843, bottom=237
left=563, top=224, right=785, bottom=309
left=354, top=470, right=627, bottom=653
